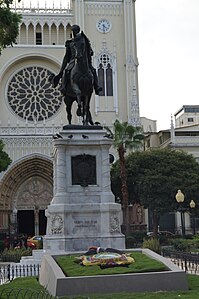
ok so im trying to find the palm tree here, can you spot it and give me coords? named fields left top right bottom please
left=105, top=119, right=144, bottom=235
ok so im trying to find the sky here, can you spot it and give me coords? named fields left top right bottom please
left=136, top=0, right=199, bottom=131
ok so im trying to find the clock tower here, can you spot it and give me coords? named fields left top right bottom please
left=73, top=0, right=140, bottom=126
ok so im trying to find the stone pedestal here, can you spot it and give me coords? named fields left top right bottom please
left=43, top=125, right=125, bottom=252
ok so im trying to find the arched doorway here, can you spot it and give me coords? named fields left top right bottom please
left=0, top=154, right=53, bottom=237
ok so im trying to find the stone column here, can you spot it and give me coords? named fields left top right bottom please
left=124, top=0, right=140, bottom=126
left=53, top=146, right=67, bottom=203
left=34, top=208, right=39, bottom=235
left=74, top=0, right=85, bottom=29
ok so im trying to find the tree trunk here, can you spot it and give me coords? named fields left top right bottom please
left=118, top=145, right=130, bottom=235
left=152, top=212, right=160, bottom=238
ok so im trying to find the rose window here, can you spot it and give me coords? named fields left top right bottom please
left=7, top=66, right=63, bottom=122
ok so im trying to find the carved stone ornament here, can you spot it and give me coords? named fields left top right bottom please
left=51, top=215, right=63, bottom=234
left=17, top=177, right=52, bottom=209
left=110, top=214, right=120, bottom=233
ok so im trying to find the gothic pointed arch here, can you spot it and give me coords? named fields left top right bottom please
left=95, top=40, right=118, bottom=114
left=97, top=44, right=114, bottom=97
left=0, top=154, right=53, bottom=210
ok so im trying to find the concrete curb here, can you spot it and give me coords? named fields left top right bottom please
left=39, top=248, right=188, bottom=297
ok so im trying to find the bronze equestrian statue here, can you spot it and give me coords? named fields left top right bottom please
left=50, top=24, right=102, bottom=125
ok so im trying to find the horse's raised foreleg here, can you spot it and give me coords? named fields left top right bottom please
left=66, top=103, right=72, bottom=124
left=64, top=96, right=73, bottom=124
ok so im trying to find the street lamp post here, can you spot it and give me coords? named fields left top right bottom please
left=190, top=199, right=196, bottom=235
left=175, top=190, right=185, bottom=238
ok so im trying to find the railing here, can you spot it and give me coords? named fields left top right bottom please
left=0, top=264, right=40, bottom=285
left=0, top=287, right=91, bottom=299
left=11, top=0, right=72, bottom=14
left=172, top=136, right=199, bottom=146
left=162, top=248, right=199, bottom=274
left=0, top=254, right=26, bottom=263
left=0, top=126, right=61, bottom=136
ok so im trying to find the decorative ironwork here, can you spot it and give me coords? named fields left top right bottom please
left=7, top=67, right=63, bottom=122
left=162, top=249, right=199, bottom=274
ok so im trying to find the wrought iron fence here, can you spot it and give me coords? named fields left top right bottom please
left=0, top=288, right=91, bottom=298
left=162, top=248, right=199, bottom=274
left=0, top=253, right=24, bottom=263
left=0, top=288, right=59, bottom=298
left=0, top=264, right=92, bottom=298
left=0, top=264, right=40, bottom=284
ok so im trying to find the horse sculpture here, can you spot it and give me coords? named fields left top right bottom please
left=53, top=32, right=94, bottom=125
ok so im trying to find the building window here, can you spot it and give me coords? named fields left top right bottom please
left=188, top=117, right=194, bottom=122
left=106, top=64, right=113, bottom=96
left=36, top=32, right=42, bottom=45
left=7, top=66, right=63, bottom=122
left=98, top=64, right=104, bottom=93
left=185, top=107, right=199, bottom=113
left=97, top=53, right=113, bottom=96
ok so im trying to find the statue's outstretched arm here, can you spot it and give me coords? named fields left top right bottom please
left=50, top=41, right=71, bottom=87
left=58, top=42, right=71, bottom=76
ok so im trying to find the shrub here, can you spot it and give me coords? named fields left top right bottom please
left=125, top=236, right=136, bottom=248
left=0, top=248, right=32, bottom=262
left=0, top=240, right=4, bottom=252
left=142, top=238, right=161, bottom=254
left=132, top=231, right=147, bottom=243
left=192, top=235, right=199, bottom=249
left=126, top=231, right=147, bottom=248
left=172, top=238, right=193, bottom=252
left=171, top=236, right=199, bottom=252
left=37, top=239, right=43, bottom=249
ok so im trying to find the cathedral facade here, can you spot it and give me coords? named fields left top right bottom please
left=0, top=0, right=143, bottom=237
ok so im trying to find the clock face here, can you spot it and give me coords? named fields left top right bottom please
left=97, top=19, right=112, bottom=33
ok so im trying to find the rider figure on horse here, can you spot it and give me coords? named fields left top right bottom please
left=51, top=24, right=102, bottom=95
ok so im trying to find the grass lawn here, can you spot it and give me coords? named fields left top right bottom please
left=55, top=252, right=168, bottom=276
left=0, top=275, right=199, bottom=298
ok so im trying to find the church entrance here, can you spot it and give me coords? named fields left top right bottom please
left=17, top=209, right=47, bottom=236
left=18, top=210, right=35, bottom=236
left=0, top=155, right=53, bottom=237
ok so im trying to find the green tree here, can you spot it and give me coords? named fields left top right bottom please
left=0, top=0, right=21, bottom=54
left=105, top=119, right=144, bottom=235
left=0, top=140, right=11, bottom=171
left=111, top=148, right=199, bottom=236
